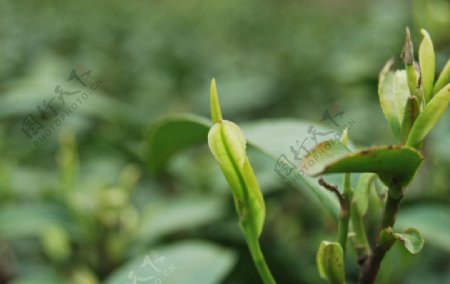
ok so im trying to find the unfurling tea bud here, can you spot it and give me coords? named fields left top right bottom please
left=317, top=241, right=345, bottom=284
left=207, top=79, right=265, bottom=238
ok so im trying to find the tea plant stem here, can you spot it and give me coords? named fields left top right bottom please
left=358, top=188, right=403, bottom=284
left=318, top=177, right=350, bottom=254
left=351, top=210, right=371, bottom=264
left=244, top=235, right=277, bottom=284
left=338, top=173, right=352, bottom=255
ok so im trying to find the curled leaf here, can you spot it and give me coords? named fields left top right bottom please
left=317, top=241, right=345, bottom=284
left=392, top=228, right=425, bottom=254
left=208, top=80, right=265, bottom=237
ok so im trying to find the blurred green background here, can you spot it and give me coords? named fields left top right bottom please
left=0, top=0, right=449, bottom=283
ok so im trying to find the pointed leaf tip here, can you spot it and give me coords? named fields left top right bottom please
left=210, top=78, right=223, bottom=123
left=419, top=29, right=435, bottom=103
left=402, top=27, right=414, bottom=65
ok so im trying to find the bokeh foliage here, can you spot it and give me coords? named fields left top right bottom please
left=0, top=0, right=449, bottom=283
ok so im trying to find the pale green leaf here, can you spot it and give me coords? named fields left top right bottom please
left=419, top=29, right=435, bottom=102
left=392, top=228, right=424, bottom=254
left=105, top=241, right=237, bottom=284
left=433, top=59, right=450, bottom=96
left=393, top=70, right=411, bottom=123
left=317, top=241, right=345, bottom=284
left=378, top=60, right=401, bottom=139
left=406, top=83, right=450, bottom=148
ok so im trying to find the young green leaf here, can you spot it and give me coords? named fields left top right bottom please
left=378, top=59, right=401, bottom=139
left=301, top=143, right=423, bottom=189
left=317, top=241, right=345, bottom=284
left=419, top=29, right=435, bottom=103
left=394, top=70, right=413, bottom=122
left=392, top=228, right=425, bottom=254
left=406, top=83, right=450, bottom=148
left=207, top=80, right=265, bottom=238
left=433, top=59, right=450, bottom=96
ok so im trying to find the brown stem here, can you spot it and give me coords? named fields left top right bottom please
left=358, top=191, right=403, bottom=284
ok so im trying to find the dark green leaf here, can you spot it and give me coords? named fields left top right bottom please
left=146, top=114, right=210, bottom=173
left=301, top=143, right=423, bottom=188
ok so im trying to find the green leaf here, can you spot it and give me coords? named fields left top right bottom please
left=146, top=114, right=210, bottom=173
left=419, top=29, right=435, bottom=103
left=105, top=241, right=237, bottom=284
left=397, top=204, right=450, bottom=252
left=352, top=173, right=376, bottom=216
left=241, top=120, right=341, bottom=220
left=300, top=142, right=423, bottom=188
left=135, top=197, right=226, bottom=246
left=0, top=204, right=67, bottom=240
left=393, top=70, right=412, bottom=123
left=392, top=228, right=425, bottom=254
left=433, top=59, right=450, bottom=96
left=402, top=28, right=423, bottom=104
left=378, top=59, right=400, bottom=139
left=406, top=83, right=450, bottom=148
left=316, top=241, right=345, bottom=284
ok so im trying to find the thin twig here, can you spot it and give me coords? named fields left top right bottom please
left=318, top=177, right=347, bottom=211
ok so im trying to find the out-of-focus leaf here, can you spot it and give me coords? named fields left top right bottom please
left=135, top=197, right=226, bottom=245
left=352, top=173, right=376, bottom=216
left=393, top=70, right=411, bottom=124
left=316, top=241, right=345, bottom=284
left=0, top=204, right=67, bottom=240
left=301, top=142, right=423, bottom=188
left=378, top=59, right=400, bottom=139
left=433, top=59, right=450, bottom=96
left=406, top=83, right=450, bottom=148
left=391, top=228, right=424, bottom=254
left=419, top=29, right=435, bottom=102
left=241, top=120, right=342, bottom=220
left=397, top=204, right=450, bottom=252
left=146, top=114, right=210, bottom=173
left=105, top=241, right=237, bottom=284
